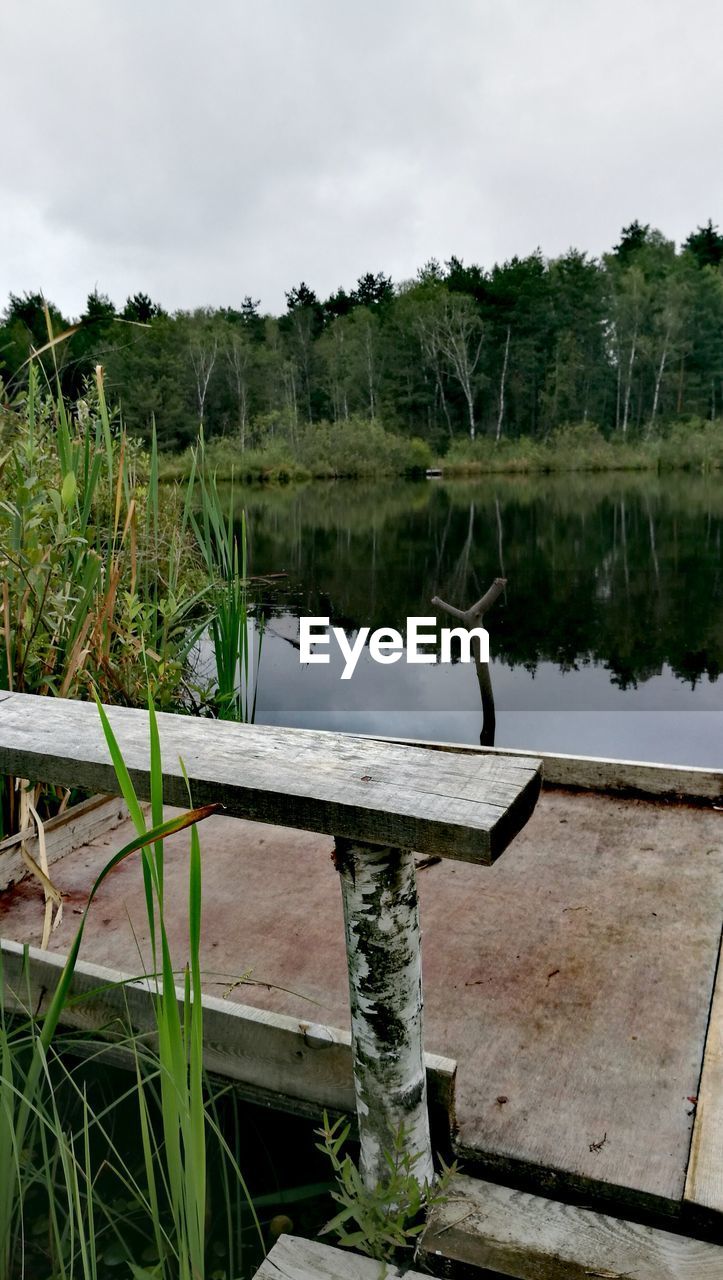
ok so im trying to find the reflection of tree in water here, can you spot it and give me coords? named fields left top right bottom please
left=238, top=472, right=723, bottom=692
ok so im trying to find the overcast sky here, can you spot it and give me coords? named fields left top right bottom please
left=1, top=0, right=721, bottom=317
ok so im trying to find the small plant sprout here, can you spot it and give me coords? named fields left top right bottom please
left=315, top=1111, right=456, bottom=1268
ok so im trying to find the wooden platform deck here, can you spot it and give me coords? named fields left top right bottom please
left=2, top=782, right=722, bottom=1226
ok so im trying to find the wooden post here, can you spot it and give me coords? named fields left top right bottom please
left=333, top=837, right=434, bottom=1190
left=432, top=577, right=506, bottom=747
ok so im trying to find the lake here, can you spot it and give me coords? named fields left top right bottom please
left=230, top=471, right=722, bottom=767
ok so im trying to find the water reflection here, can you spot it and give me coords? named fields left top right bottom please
left=229, top=473, right=722, bottom=765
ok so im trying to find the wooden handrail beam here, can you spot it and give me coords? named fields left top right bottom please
left=0, top=692, right=541, bottom=865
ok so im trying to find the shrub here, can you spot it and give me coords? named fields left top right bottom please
left=161, top=419, right=432, bottom=482
left=295, top=417, right=432, bottom=478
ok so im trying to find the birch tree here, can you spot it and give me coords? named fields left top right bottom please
left=186, top=310, right=219, bottom=429
left=411, top=295, right=453, bottom=437
left=435, top=291, right=484, bottom=440
left=349, top=307, right=380, bottom=419
left=608, top=266, right=646, bottom=436
left=223, top=328, right=255, bottom=449
left=318, top=316, right=351, bottom=422
left=496, top=325, right=511, bottom=442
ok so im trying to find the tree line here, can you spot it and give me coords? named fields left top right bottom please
left=2, top=220, right=723, bottom=452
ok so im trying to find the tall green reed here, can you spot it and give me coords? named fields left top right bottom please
left=0, top=691, right=262, bottom=1280
left=187, top=437, right=263, bottom=723
left=0, top=363, right=207, bottom=839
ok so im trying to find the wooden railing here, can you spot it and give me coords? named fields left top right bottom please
left=0, top=690, right=542, bottom=1187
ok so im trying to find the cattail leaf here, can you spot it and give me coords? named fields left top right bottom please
left=61, top=471, right=77, bottom=509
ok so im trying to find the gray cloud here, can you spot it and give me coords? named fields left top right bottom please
left=1, top=0, right=721, bottom=315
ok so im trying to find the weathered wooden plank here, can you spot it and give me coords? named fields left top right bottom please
left=367, top=733, right=723, bottom=805
left=0, top=693, right=542, bottom=863
left=0, top=940, right=456, bottom=1144
left=253, top=1234, right=428, bottom=1279
left=421, top=1173, right=723, bottom=1279
left=684, top=930, right=723, bottom=1218
left=0, top=794, right=132, bottom=891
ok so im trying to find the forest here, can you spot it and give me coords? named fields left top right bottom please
left=1, top=220, right=723, bottom=456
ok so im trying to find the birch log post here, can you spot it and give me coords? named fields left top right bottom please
left=333, top=837, right=434, bottom=1190
left=431, top=577, right=506, bottom=747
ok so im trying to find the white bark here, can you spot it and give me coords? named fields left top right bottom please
left=415, top=316, right=451, bottom=436
left=496, top=326, right=511, bottom=443
left=416, top=295, right=483, bottom=440
left=437, top=304, right=483, bottom=441
left=225, top=334, right=252, bottom=449
left=189, top=333, right=218, bottom=427
left=435, top=361, right=453, bottom=436
left=615, top=343, right=622, bottom=433
left=283, top=363, right=299, bottom=439
left=646, top=494, right=660, bottom=583
left=290, top=309, right=314, bottom=423
left=325, top=321, right=350, bottom=422
left=649, top=328, right=670, bottom=432
left=620, top=498, right=630, bottom=592
left=616, top=327, right=634, bottom=437
left=621, top=327, right=637, bottom=438
left=363, top=321, right=376, bottom=419
left=334, top=837, right=433, bottom=1190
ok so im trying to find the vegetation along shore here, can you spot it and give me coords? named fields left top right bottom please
left=2, top=220, right=723, bottom=482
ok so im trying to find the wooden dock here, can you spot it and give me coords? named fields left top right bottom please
left=1, top=692, right=722, bottom=1274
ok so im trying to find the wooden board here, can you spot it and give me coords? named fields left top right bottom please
left=2, top=793, right=721, bottom=1214
left=0, top=939, right=456, bottom=1147
left=253, top=1234, right=428, bottom=1279
left=684, top=932, right=723, bottom=1218
left=0, top=692, right=542, bottom=864
left=367, top=732, right=723, bottom=805
left=0, top=794, right=131, bottom=891
left=421, top=1173, right=723, bottom=1279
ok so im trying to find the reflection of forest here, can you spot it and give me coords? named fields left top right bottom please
left=234, top=474, right=723, bottom=692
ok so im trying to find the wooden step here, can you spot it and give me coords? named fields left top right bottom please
left=253, top=1233, right=428, bottom=1278
left=421, top=1173, right=723, bottom=1279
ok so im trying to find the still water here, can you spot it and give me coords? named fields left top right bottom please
left=235, top=472, right=722, bottom=767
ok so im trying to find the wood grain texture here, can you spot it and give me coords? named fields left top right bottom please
left=253, top=1234, right=428, bottom=1279
left=0, top=939, right=456, bottom=1143
left=0, top=794, right=131, bottom=891
left=367, top=733, right=723, bottom=804
left=421, top=1173, right=723, bottom=1279
left=0, top=693, right=542, bottom=863
left=684, top=929, right=723, bottom=1217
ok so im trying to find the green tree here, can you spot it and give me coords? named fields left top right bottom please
left=683, top=220, right=723, bottom=270
left=281, top=283, right=324, bottom=422
left=352, top=271, right=394, bottom=309
left=540, top=250, right=607, bottom=432
left=613, top=220, right=652, bottom=263
left=484, top=253, right=553, bottom=438
left=0, top=292, right=70, bottom=390
left=122, top=292, right=165, bottom=323
left=64, top=290, right=118, bottom=398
